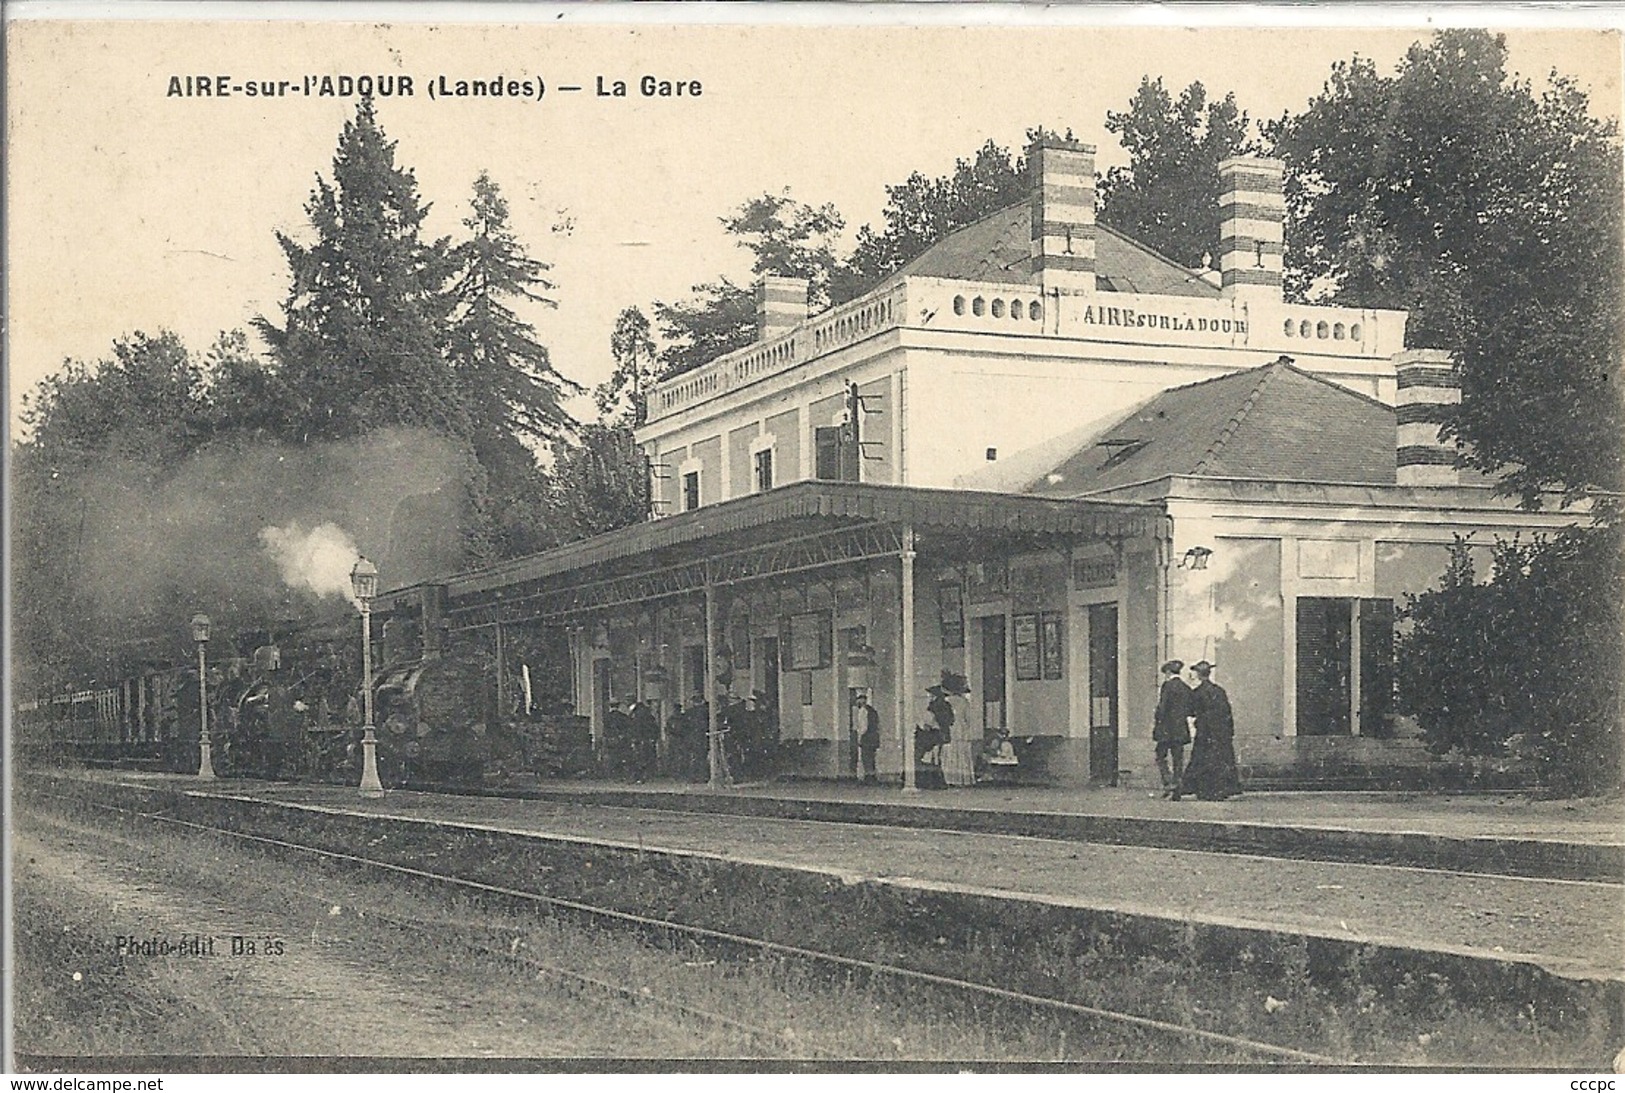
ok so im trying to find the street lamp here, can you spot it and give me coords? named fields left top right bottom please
left=350, top=556, right=384, bottom=799
left=189, top=613, right=214, bottom=780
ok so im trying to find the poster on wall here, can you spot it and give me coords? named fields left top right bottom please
left=1042, top=613, right=1064, bottom=680
left=939, top=581, right=964, bottom=649
left=1013, top=613, right=1041, bottom=680
left=789, top=611, right=831, bottom=670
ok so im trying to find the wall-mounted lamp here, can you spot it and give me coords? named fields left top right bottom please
left=1179, top=546, right=1214, bottom=571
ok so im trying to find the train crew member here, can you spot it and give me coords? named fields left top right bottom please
left=854, top=691, right=881, bottom=784
left=1179, top=662, right=1241, bottom=801
left=1153, top=660, right=1193, bottom=800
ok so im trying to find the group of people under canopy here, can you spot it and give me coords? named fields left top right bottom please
left=603, top=660, right=1243, bottom=798
left=603, top=692, right=780, bottom=783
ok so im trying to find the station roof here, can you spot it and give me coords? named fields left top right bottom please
left=972, top=357, right=1407, bottom=498
left=882, top=203, right=1221, bottom=299
left=378, top=481, right=1159, bottom=611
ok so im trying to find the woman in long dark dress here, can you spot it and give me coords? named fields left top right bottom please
left=1179, top=661, right=1242, bottom=800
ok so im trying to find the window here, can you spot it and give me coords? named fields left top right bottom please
left=814, top=425, right=859, bottom=482
left=1296, top=597, right=1395, bottom=737
left=682, top=471, right=700, bottom=511
left=754, top=447, right=773, bottom=492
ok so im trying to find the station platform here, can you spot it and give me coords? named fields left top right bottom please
left=471, top=773, right=1625, bottom=883
left=23, top=767, right=1625, bottom=992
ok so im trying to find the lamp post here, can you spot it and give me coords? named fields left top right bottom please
left=190, top=613, right=214, bottom=780
left=350, top=556, right=384, bottom=799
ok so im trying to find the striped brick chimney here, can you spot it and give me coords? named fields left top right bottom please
left=1028, top=137, right=1097, bottom=293
left=755, top=276, right=809, bottom=341
left=1394, top=348, right=1461, bottom=486
left=1217, top=157, right=1285, bottom=300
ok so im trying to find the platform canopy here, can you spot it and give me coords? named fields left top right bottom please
left=378, top=481, right=1161, bottom=631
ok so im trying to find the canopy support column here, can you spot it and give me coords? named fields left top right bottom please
left=494, top=620, right=506, bottom=719
left=900, top=524, right=918, bottom=794
left=705, top=563, right=728, bottom=789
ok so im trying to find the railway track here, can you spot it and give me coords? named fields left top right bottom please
left=27, top=790, right=1343, bottom=1065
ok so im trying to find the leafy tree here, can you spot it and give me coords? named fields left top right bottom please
left=655, top=190, right=843, bottom=377
left=20, top=330, right=213, bottom=469
left=547, top=423, right=648, bottom=540
left=596, top=306, right=660, bottom=427
left=1098, top=78, right=1254, bottom=269
left=446, top=170, right=578, bottom=445
left=13, top=330, right=220, bottom=687
left=723, top=190, right=845, bottom=304
left=835, top=138, right=1029, bottom=302
left=1396, top=529, right=1623, bottom=793
left=652, top=280, right=756, bottom=378
left=205, top=330, right=298, bottom=442
left=254, top=98, right=463, bottom=443
left=1269, top=30, right=1623, bottom=505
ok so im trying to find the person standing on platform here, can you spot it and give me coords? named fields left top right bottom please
left=604, top=699, right=633, bottom=779
left=628, top=699, right=659, bottom=780
left=1180, top=661, right=1241, bottom=801
left=854, top=691, right=881, bottom=783
left=1153, top=660, right=1193, bottom=799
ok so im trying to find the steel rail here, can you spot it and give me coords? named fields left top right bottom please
left=37, top=791, right=1343, bottom=1065
left=27, top=797, right=827, bottom=1059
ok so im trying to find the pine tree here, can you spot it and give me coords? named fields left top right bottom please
left=254, top=98, right=462, bottom=442
left=447, top=170, right=579, bottom=444
left=597, top=306, right=660, bottom=427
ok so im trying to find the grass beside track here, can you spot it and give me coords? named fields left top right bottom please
left=19, top=778, right=1624, bottom=1068
left=14, top=800, right=1126, bottom=1064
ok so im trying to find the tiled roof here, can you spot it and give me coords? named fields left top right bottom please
left=884, top=203, right=1221, bottom=299
left=1024, top=358, right=1403, bottom=497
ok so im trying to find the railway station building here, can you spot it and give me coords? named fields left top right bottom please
left=380, top=138, right=1578, bottom=788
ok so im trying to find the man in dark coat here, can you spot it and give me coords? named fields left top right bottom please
left=604, top=699, right=633, bottom=779
left=1152, top=659, right=1193, bottom=799
left=627, top=700, right=660, bottom=780
left=1180, top=661, right=1242, bottom=801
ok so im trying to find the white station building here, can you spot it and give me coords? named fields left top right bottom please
left=388, top=137, right=1577, bottom=788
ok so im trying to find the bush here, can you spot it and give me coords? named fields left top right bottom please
left=1395, top=525, right=1623, bottom=795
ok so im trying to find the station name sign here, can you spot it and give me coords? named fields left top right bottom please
left=1081, top=304, right=1247, bottom=336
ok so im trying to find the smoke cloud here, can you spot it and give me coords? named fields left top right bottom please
left=259, top=521, right=363, bottom=607
left=50, top=425, right=477, bottom=660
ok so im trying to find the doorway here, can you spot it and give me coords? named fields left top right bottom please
left=757, top=636, right=780, bottom=719
left=979, top=616, right=1006, bottom=734
left=1087, top=604, right=1119, bottom=784
left=592, top=657, right=611, bottom=754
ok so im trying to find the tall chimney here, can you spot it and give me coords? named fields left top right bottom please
left=1217, top=156, right=1285, bottom=301
left=1394, top=348, right=1461, bottom=486
left=755, top=276, right=809, bottom=341
left=1028, top=137, right=1097, bottom=293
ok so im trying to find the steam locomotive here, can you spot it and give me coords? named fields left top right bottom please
left=14, top=608, right=591, bottom=786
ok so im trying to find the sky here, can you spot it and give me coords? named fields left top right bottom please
left=6, top=7, right=1620, bottom=437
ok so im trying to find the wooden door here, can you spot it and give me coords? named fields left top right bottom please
left=1087, top=604, right=1119, bottom=783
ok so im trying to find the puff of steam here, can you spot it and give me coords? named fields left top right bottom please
left=260, top=521, right=362, bottom=605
